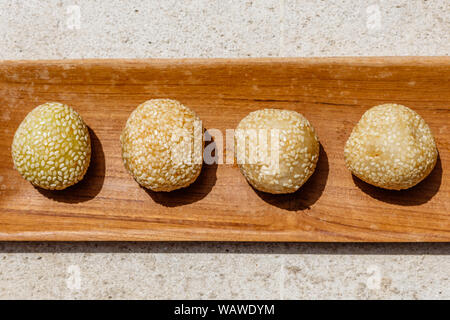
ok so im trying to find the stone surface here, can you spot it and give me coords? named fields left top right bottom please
left=0, top=0, right=449, bottom=299
left=283, top=0, right=450, bottom=56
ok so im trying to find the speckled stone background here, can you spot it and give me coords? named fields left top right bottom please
left=0, top=0, right=449, bottom=299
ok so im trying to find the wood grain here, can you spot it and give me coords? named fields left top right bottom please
left=0, top=57, right=449, bottom=241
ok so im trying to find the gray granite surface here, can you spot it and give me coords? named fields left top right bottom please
left=0, top=0, right=449, bottom=299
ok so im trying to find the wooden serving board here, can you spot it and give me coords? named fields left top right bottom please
left=0, top=57, right=449, bottom=241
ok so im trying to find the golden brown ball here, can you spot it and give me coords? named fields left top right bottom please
left=235, top=109, right=320, bottom=194
left=120, top=99, right=203, bottom=192
left=344, top=104, right=438, bottom=190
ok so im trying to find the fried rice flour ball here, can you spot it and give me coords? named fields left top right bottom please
left=235, top=109, right=320, bottom=194
left=11, top=102, right=91, bottom=190
left=344, top=104, right=438, bottom=190
left=120, top=99, right=203, bottom=192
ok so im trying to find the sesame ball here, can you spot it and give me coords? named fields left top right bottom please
left=11, top=102, right=91, bottom=190
left=344, top=104, right=438, bottom=190
left=120, top=99, right=203, bottom=192
left=235, top=109, right=320, bottom=194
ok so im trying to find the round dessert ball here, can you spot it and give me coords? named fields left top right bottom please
left=11, top=102, right=91, bottom=190
left=120, top=99, right=203, bottom=192
left=344, top=104, right=438, bottom=190
left=235, top=109, right=320, bottom=194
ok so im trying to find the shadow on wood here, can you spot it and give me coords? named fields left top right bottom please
left=144, top=164, right=218, bottom=207
left=36, top=127, right=105, bottom=203
left=352, top=154, right=442, bottom=206
left=144, top=135, right=218, bottom=207
left=254, top=144, right=329, bottom=211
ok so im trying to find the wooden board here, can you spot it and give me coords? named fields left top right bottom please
left=0, top=57, right=449, bottom=241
